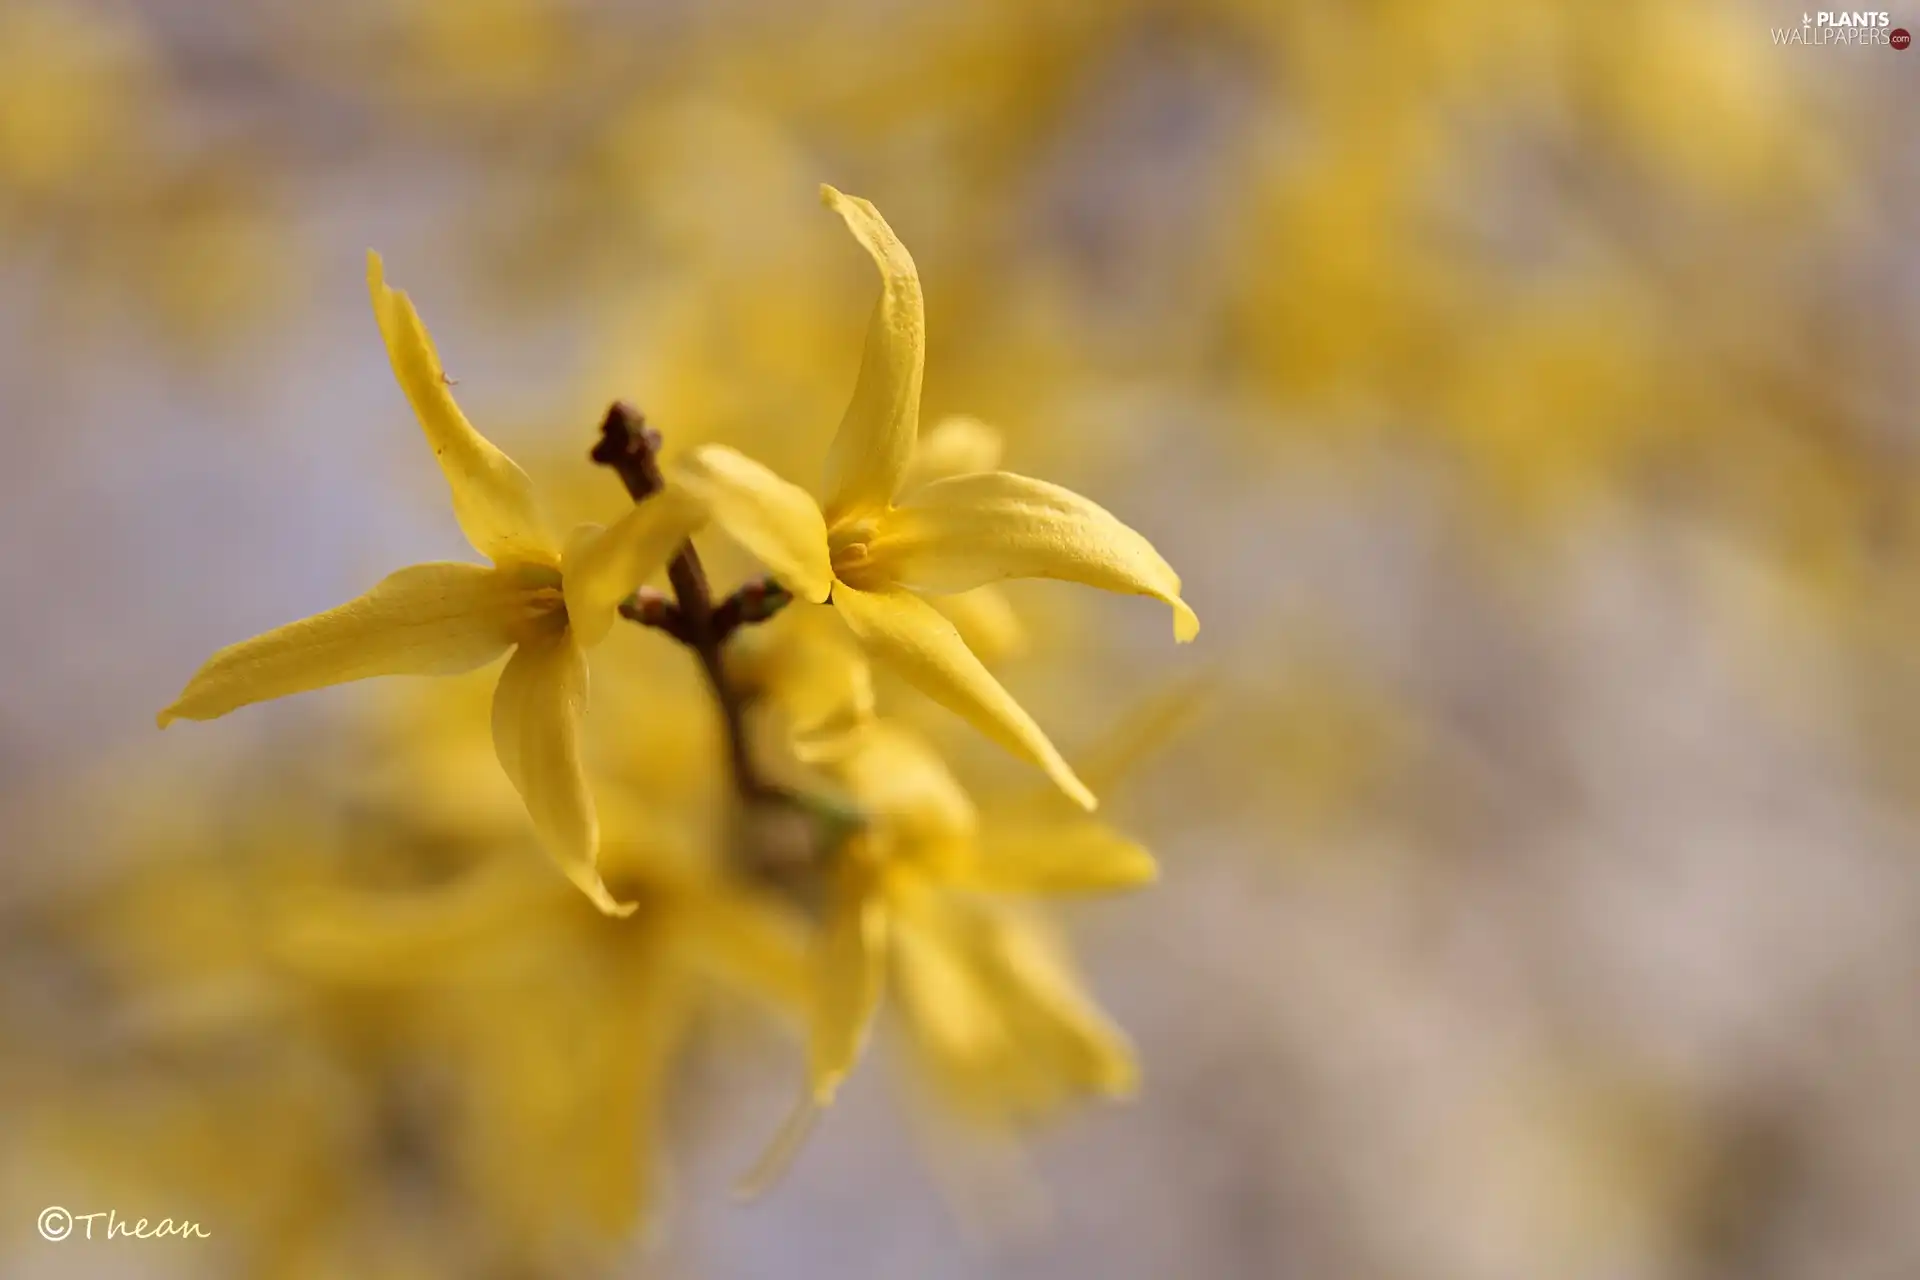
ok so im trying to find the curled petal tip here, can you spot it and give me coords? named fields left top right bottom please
left=1173, top=599, right=1200, bottom=643
left=579, top=874, right=639, bottom=918
left=155, top=708, right=176, bottom=730
left=819, top=182, right=843, bottom=206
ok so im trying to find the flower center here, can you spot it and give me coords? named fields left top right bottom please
left=829, top=521, right=886, bottom=591
left=497, top=561, right=569, bottom=643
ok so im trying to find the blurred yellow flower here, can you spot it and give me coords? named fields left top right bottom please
left=158, top=253, right=706, bottom=915
left=676, top=185, right=1197, bottom=811
left=803, top=719, right=1153, bottom=1110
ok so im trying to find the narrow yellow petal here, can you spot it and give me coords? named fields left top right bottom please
left=673, top=444, right=833, bottom=603
left=730, top=610, right=876, bottom=759
left=825, top=720, right=978, bottom=849
left=901, top=414, right=1005, bottom=493
left=890, top=895, right=1008, bottom=1067
left=491, top=631, right=634, bottom=916
left=733, top=1092, right=823, bottom=1202
left=367, top=251, right=557, bottom=566
left=830, top=584, right=1095, bottom=810
left=960, top=819, right=1158, bottom=896
left=1072, top=672, right=1213, bottom=796
left=997, top=914, right=1139, bottom=1098
left=560, top=487, right=705, bottom=648
left=670, top=886, right=812, bottom=1014
left=157, top=562, right=518, bottom=726
left=811, top=852, right=888, bottom=1104
left=868, top=471, right=1198, bottom=642
left=819, top=185, right=924, bottom=525
left=929, top=586, right=1027, bottom=666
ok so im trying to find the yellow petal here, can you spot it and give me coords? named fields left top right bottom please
left=868, top=471, right=1198, bottom=642
left=157, top=562, right=518, bottom=726
left=930, top=586, right=1027, bottom=665
left=960, top=819, right=1158, bottom=896
left=669, top=885, right=812, bottom=1014
left=901, top=414, right=1005, bottom=492
left=830, top=584, right=1095, bottom=810
left=368, top=251, right=557, bottom=566
left=811, top=851, right=888, bottom=1104
left=491, top=630, right=634, bottom=916
left=891, top=894, right=1009, bottom=1066
left=819, top=185, right=924, bottom=525
left=560, top=487, right=705, bottom=647
left=734, top=1093, right=823, bottom=1202
left=996, top=913, right=1139, bottom=1098
left=673, top=444, right=833, bottom=603
left=826, top=720, right=978, bottom=850
left=730, top=611, right=876, bottom=759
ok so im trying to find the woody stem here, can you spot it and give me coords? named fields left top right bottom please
left=590, top=402, right=768, bottom=801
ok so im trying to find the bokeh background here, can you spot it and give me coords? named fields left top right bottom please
left=3, top=1, right=1918, bottom=1276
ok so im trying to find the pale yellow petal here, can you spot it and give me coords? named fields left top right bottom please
left=491, top=630, right=634, bottom=917
left=730, top=611, right=876, bottom=759
left=669, top=885, right=812, bottom=1014
left=869, top=471, right=1197, bottom=642
left=674, top=444, right=833, bottom=603
left=560, top=487, right=705, bottom=647
left=811, top=852, right=888, bottom=1104
left=157, top=562, right=518, bottom=726
left=830, top=585, right=1094, bottom=810
left=368, top=251, right=556, bottom=566
left=825, top=720, right=977, bottom=850
left=1073, top=672, right=1213, bottom=795
left=997, top=914, right=1139, bottom=1098
left=930, top=586, right=1027, bottom=665
left=734, top=1093, right=823, bottom=1202
left=960, top=819, right=1158, bottom=896
left=891, top=894, right=1008, bottom=1066
left=902, top=414, right=1005, bottom=492
left=819, top=185, right=924, bottom=524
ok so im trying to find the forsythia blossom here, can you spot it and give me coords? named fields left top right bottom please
left=674, top=185, right=1198, bottom=810
left=157, top=254, right=705, bottom=915
left=803, top=718, right=1156, bottom=1111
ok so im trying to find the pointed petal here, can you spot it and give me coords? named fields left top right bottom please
left=997, top=913, right=1139, bottom=1098
left=368, top=251, right=557, bottom=566
left=902, top=414, right=1005, bottom=493
left=491, top=631, right=634, bottom=916
left=734, top=1093, right=823, bottom=1202
left=891, top=896, right=1009, bottom=1067
left=158, top=562, right=518, bottom=726
left=830, top=585, right=1095, bottom=810
left=810, top=852, right=888, bottom=1104
left=561, top=488, right=705, bottom=647
left=961, top=819, right=1158, bottom=896
left=868, top=471, right=1198, bottom=642
left=826, top=720, right=978, bottom=849
left=819, top=185, right=924, bottom=524
left=930, top=586, right=1027, bottom=665
left=731, top=610, right=876, bottom=758
left=673, top=444, right=833, bottom=603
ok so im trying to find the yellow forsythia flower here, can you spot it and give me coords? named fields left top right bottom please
left=804, top=720, right=1154, bottom=1109
left=157, top=253, right=706, bottom=915
left=672, top=186, right=1198, bottom=811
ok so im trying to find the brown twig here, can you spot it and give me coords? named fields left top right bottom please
left=591, top=402, right=770, bottom=800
